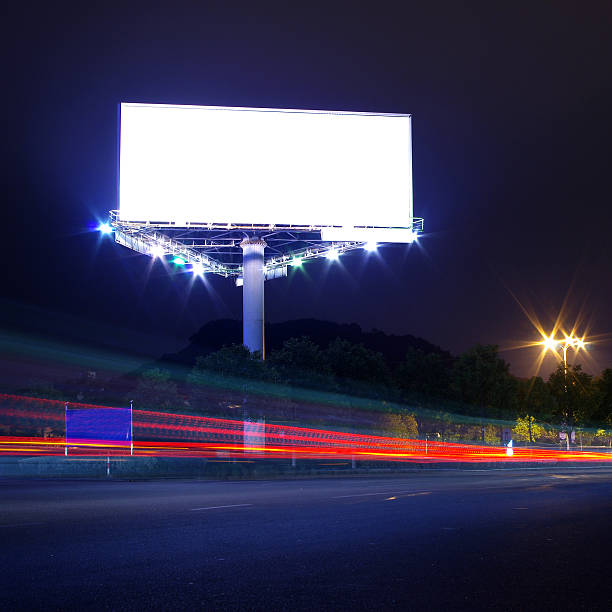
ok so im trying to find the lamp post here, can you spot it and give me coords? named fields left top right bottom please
left=541, top=334, right=586, bottom=450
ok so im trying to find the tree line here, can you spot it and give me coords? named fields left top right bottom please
left=171, top=338, right=611, bottom=430
left=17, top=336, right=610, bottom=442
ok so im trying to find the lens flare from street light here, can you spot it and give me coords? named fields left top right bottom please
left=542, top=333, right=587, bottom=352
left=543, top=336, right=557, bottom=350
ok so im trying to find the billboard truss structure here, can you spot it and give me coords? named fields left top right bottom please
left=110, top=210, right=423, bottom=280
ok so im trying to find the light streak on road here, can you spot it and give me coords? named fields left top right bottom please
left=1, top=393, right=611, bottom=464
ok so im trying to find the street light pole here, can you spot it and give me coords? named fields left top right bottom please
left=562, top=343, right=570, bottom=451
left=542, top=334, right=586, bottom=452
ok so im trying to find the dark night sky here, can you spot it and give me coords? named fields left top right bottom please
left=3, top=1, right=612, bottom=377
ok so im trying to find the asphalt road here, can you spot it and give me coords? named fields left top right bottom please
left=1, top=468, right=611, bottom=611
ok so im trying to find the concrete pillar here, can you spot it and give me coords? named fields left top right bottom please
left=241, top=238, right=266, bottom=358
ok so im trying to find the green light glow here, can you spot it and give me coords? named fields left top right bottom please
left=173, top=256, right=186, bottom=266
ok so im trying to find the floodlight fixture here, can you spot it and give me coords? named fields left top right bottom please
left=192, top=262, right=205, bottom=276
left=98, top=222, right=113, bottom=234
left=149, top=244, right=165, bottom=258
left=172, top=256, right=186, bottom=266
left=364, top=241, right=378, bottom=252
left=326, top=248, right=340, bottom=261
left=291, top=256, right=303, bottom=267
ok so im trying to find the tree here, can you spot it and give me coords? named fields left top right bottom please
left=594, top=428, right=612, bottom=448
left=395, top=347, right=452, bottom=397
left=482, top=424, right=501, bottom=445
left=517, top=376, right=556, bottom=421
left=592, top=369, right=612, bottom=427
left=382, top=412, right=419, bottom=438
left=324, top=338, right=388, bottom=384
left=191, top=344, right=277, bottom=381
left=547, top=363, right=595, bottom=428
left=268, top=336, right=331, bottom=387
left=513, top=415, right=546, bottom=443
left=130, top=368, right=181, bottom=410
left=451, top=345, right=518, bottom=416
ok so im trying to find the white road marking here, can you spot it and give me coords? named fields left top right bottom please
left=399, top=492, right=432, bottom=498
left=190, top=504, right=252, bottom=511
left=332, top=490, right=430, bottom=499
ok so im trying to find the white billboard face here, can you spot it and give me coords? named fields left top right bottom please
left=119, top=104, right=413, bottom=232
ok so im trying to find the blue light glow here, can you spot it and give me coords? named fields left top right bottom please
left=98, top=222, right=113, bottom=234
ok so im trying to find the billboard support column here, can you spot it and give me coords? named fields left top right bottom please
left=64, top=402, right=68, bottom=457
left=241, top=238, right=267, bottom=358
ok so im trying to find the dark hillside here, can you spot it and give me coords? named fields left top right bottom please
left=161, top=318, right=451, bottom=367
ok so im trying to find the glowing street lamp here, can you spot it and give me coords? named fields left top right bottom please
left=541, top=334, right=587, bottom=371
left=540, top=333, right=587, bottom=449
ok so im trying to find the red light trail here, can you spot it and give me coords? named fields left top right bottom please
left=1, top=393, right=610, bottom=464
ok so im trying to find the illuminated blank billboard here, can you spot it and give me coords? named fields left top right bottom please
left=119, top=103, right=413, bottom=232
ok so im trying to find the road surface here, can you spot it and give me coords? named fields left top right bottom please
left=1, top=467, right=611, bottom=610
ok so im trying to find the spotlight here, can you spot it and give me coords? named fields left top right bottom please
left=291, top=256, right=303, bottom=267
left=98, top=222, right=113, bottom=234
left=326, top=248, right=339, bottom=261
left=407, top=230, right=418, bottom=243
left=192, top=262, right=205, bottom=276
left=149, top=245, right=165, bottom=258
left=172, top=256, right=186, bottom=266
left=364, top=241, right=377, bottom=252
